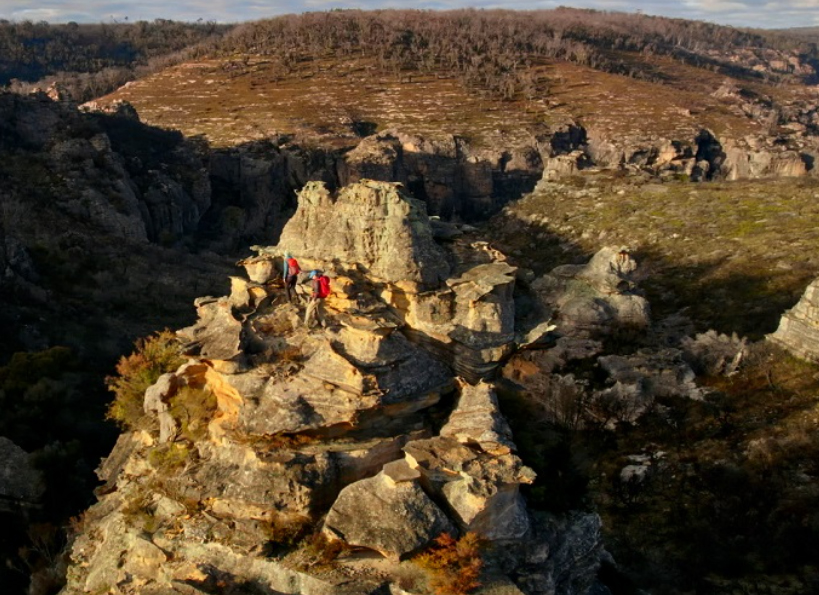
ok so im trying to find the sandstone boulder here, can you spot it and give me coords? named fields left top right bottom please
left=177, top=296, right=245, bottom=362
left=323, top=471, right=454, bottom=560
left=397, top=260, right=518, bottom=380
left=403, top=437, right=535, bottom=541
left=143, top=372, right=179, bottom=444
left=441, top=381, right=515, bottom=456
left=531, top=247, right=650, bottom=338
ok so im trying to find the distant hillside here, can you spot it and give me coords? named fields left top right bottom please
left=211, top=8, right=819, bottom=94
left=92, top=8, right=819, bottom=154
left=775, top=26, right=819, bottom=42
left=0, top=19, right=232, bottom=101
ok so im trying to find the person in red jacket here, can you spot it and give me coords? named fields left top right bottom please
left=282, top=251, right=301, bottom=303
left=304, top=269, right=330, bottom=329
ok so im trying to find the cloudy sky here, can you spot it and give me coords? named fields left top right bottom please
left=1, top=0, right=817, bottom=30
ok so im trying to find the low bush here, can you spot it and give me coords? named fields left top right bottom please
left=168, top=386, right=217, bottom=442
left=290, top=532, right=347, bottom=571
left=414, top=532, right=484, bottom=595
left=105, top=330, right=185, bottom=430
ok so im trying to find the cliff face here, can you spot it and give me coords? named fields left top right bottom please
left=0, top=91, right=241, bottom=362
left=339, top=131, right=544, bottom=221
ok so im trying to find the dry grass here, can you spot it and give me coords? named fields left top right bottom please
left=100, top=55, right=553, bottom=149
left=590, top=343, right=819, bottom=593
left=94, top=50, right=809, bottom=150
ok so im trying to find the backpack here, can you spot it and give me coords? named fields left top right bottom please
left=316, top=275, right=331, bottom=298
left=287, top=257, right=300, bottom=276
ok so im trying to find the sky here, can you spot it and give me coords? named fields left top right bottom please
left=0, top=0, right=817, bottom=31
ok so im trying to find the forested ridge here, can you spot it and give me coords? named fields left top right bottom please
left=0, top=19, right=231, bottom=101
left=3, top=9, right=819, bottom=104
left=210, top=9, right=819, bottom=97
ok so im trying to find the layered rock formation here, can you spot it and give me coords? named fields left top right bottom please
left=502, top=247, right=711, bottom=429
left=768, top=276, right=819, bottom=360
left=566, top=118, right=818, bottom=181
left=59, top=180, right=607, bottom=595
left=250, top=180, right=517, bottom=380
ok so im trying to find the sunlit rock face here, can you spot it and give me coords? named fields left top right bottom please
left=60, top=180, right=612, bottom=595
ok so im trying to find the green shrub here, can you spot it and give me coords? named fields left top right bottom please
left=105, top=330, right=185, bottom=430
left=0, top=346, right=82, bottom=450
left=169, top=386, right=217, bottom=442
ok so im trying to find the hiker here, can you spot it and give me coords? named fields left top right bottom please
left=304, top=269, right=330, bottom=329
left=282, top=252, right=301, bottom=303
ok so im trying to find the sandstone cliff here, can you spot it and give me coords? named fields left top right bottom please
left=59, top=180, right=608, bottom=595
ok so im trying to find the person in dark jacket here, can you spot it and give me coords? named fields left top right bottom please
left=304, top=269, right=330, bottom=329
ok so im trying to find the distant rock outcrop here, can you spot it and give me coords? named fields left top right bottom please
left=563, top=121, right=817, bottom=181
left=769, top=277, right=819, bottom=361
left=340, top=130, right=544, bottom=220
left=531, top=246, right=650, bottom=338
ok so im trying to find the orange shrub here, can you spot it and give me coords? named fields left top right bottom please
left=105, top=330, right=185, bottom=429
left=414, top=532, right=484, bottom=595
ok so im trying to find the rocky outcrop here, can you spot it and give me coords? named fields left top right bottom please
left=769, top=277, right=819, bottom=361
left=272, top=180, right=518, bottom=380
left=340, top=131, right=543, bottom=221
left=721, top=136, right=810, bottom=180
left=323, top=470, right=455, bottom=560
left=441, top=381, right=516, bottom=455
left=531, top=246, right=650, bottom=339
left=60, top=179, right=607, bottom=595
left=404, top=436, right=535, bottom=541
left=590, top=349, right=705, bottom=427
left=562, top=119, right=818, bottom=181
left=500, top=244, right=718, bottom=430
left=681, top=330, right=747, bottom=376
left=277, top=180, right=450, bottom=287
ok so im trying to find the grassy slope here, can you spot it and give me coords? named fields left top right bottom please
left=494, top=174, right=819, bottom=338
left=95, top=47, right=810, bottom=149
left=101, top=55, right=554, bottom=148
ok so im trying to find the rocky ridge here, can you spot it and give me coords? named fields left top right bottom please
left=58, top=178, right=753, bottom=595
left=58, top=180, right=625, bottom=595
